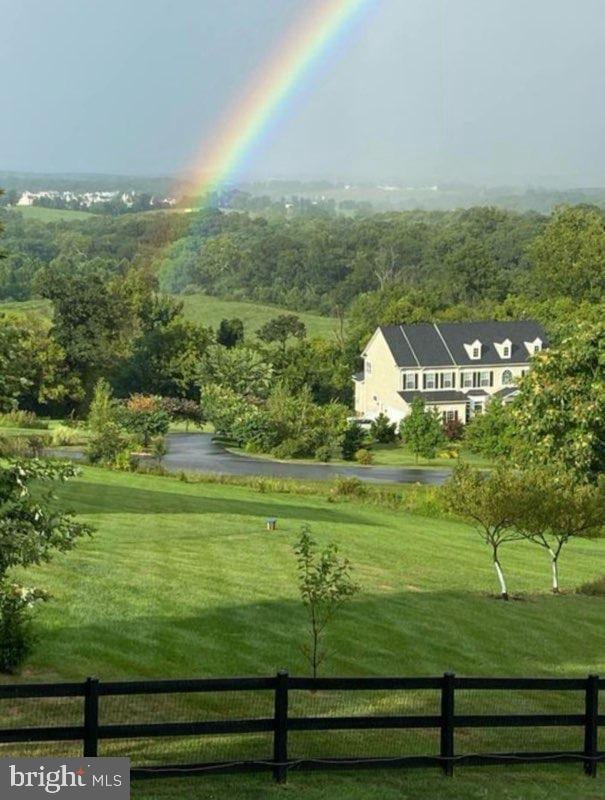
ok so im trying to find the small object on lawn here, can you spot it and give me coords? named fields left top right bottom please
left=266, top=517, right=277, bottom=531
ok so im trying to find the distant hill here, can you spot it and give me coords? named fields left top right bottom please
left=180, top=293, right=340, bottom=338
left=0, top=293, right=340, bottom=339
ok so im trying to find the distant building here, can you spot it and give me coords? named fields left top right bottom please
left=354, top=320, right=547, bottom=425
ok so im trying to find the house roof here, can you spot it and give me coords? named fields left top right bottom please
left=377, top=321, right=547, bottom=368
left=494, top=386, right=520, bottom=398
left=398, top=390, right=468, bottom=405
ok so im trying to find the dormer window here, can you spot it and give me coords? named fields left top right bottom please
left=494, top=338, right=512, bottom=359
left=464, top=339, right=483, bottom=360
left=524, top=337, right=543, bottom=356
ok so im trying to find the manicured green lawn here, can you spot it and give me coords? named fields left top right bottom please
left=227, top=440, right=492, bottom=470
left=369, top=442, right=492, bottom=469
left=180, top=292, right=340, bottom=338
left=133, top=768, right=604, bottom=800
left=3, top=467, right=603, bottom=797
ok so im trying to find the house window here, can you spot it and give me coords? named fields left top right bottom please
left=534, top=344, right=540, bottom=353
left=442, top=372, right=453, bottom=389
left=479, top=371, right=490, bottom=387
left=425, top=372, right=436, bottom=390
left=443, top=410, right=458, bottom=423
left=502, top=369, right=513, bottom=385
left=404, top=372, right=416, bottom=390
left=472, top=346, right=480, bottom=359
left=366, top=361, right=372, bottom=374
left=502, top=346, right=510, bottom=358
left=474, top=403, right=483, bottom=415
left=462, top=372, right=472, bottom=388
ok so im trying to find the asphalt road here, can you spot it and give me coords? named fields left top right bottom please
left=160, top=433, right=451, bottom=485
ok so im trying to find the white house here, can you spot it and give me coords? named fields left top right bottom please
left=353, top=320, right=547, bottom=425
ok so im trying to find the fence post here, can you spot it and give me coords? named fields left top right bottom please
left=440, top=672, right=455, bottom=777
left=583, top=674, right=599, bottom=777
left=83, top=677, right=99, bottom=758
left=273, top=670, right=289, bottom=783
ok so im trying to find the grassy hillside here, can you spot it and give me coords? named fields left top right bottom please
left=2, top=467, right=602, bottom=799
left=180, top=292, right=341, bottom=337
left=9, top=206, right=97, bottom=221
left=0, top=298, right=52, bottom=317
left=0, top=293, right=339, bottom=338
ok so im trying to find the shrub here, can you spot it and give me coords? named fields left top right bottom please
left=443, top=418, right=464, bottom=441
left=25, top=434, right=52, bottom=458
left=355, top=448, right=374, bottom=465
left=0, top=411, right=48, bottom=430
left=150, top=436, right=168, bottom=464
left=464, top=399, right=514, bottom=459
left=370, top=413, right=398, bottom=444
left=50, top=425, right=83, bottom=447
left=0, top=436, right=30, bottom=458
left=341, top=422, right=365, bottom=460
left=331, top=476, right=368, bottom=498
left=315, top=445, right=333, bottom=463
left=0, top=585, right=47, bottom=674
left=576, top=576, right=605, bottom=597
left=86, top=422, right=131, bottom=466
left=118, top=397, right=170, bottom=449
left=113, top=450, right=140, bottom=472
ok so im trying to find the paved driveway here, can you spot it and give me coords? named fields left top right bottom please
left=161, top=433, right=451, bottom=485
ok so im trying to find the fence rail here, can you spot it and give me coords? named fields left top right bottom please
left=0, top=672, right=602, bottom=782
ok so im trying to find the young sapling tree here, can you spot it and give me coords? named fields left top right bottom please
left=294, top=525, right=359, bottom=678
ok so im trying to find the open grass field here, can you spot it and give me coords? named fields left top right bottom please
left=0, top=298, right=52, bottom=317
left=3, top=467, right=603, bottom=798
left=180, top=292, right=341, bottom=338
left=0, top=293, right=338, bottom=339
left=9, top=206, right=97, bottom=221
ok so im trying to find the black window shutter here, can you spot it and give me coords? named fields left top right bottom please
left=423, top=374, right=426, bottom=389
left=439, top=373, right=443, bottom=388
left=452, top=372, right=456, bottom=388
left=473, top=372, right=479, bottom=388
left=490, top=371, right=494, bottom=386
left=415, top=373, right=418, bottom=389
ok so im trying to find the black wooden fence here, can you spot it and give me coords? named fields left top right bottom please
left=0, top=672, right=602, bottom=782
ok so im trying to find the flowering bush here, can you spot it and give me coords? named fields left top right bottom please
left=0, top=584, right=48, bottom=673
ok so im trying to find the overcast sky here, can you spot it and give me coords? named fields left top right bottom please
left=2, top=0, right=604, bottom=186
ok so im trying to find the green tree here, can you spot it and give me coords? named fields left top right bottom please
left=443, top=464, right=529, bottom=600
left=515, top=469, right=605, bottom=593
left=529, top=206, right=605, bottom=302
left=0, top=317, right=30, bottom=412
left=341, top=422, right=366, bottom=460
left=216, top=318, right=244, bottom=348
left=0, top=460, right=92, bottom=671
left=200, top=345, right=273, bottom=400
left=400, top=399, right=445, bottom=462
left=464, top=398, right=515, bottom=459
left=370, top=412, right=398, bottom=444
left=513, top=321, right=605, bottom=482
left=257, top=314, right=306, bottom=351
left=294, top=525, right=359, bottom=678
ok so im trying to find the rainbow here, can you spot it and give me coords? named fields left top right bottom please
left=181, top=0, right=371, bottom=203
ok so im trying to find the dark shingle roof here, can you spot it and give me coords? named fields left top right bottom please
left=377, top=320, right=547, bottom=367
left=494, top=386, right=520, bottom=398
left=398, top=390, right=468, bottom=404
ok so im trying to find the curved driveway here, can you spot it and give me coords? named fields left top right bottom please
left=162, top=433, right=451, bottom=485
